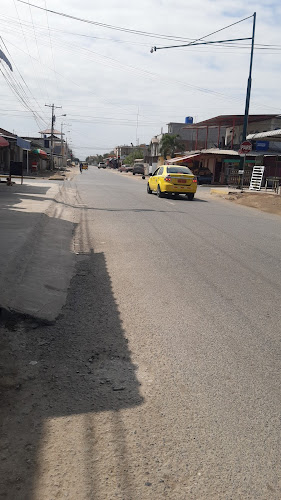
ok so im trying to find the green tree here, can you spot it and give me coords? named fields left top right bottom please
left=124, top=149, right=144, bottom=165
left=160, top=134, right=185, bottom=160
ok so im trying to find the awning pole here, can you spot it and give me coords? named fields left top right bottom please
left=27, top=149, right=29, bottom=175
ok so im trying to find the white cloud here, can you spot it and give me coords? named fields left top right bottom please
left=0, top=0, right=280, bottom=158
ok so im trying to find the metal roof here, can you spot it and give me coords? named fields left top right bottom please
left=39, top=129, right=61, bottom=135
left=167, top=148, right=278, bottom=163
left=183, top=114, right=280, bottom=128
left=247, top=129, right=281, bottom=141
left=166, top=153, right=200, bottom=163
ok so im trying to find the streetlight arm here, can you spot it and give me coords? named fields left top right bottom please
left=151, top=37, right=252, bottom=52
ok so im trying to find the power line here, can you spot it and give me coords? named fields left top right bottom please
left=27, top=0, right=51, bottom=102
left=12, top=0, right=47, bottom=118
left=16, top=0, right=222, bottom=43
left=2, top=15, right=281, bottom=54
left=151, top=14, right=254, bottom=51
left=0, top=39, right=48, bottom=127
left=43, top=0, right=60, bottom=99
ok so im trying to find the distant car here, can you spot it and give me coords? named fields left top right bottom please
left=119, top=164, right=133, bottom=173
left=133, top=163, right=145, bottom=175
left=147, top=165, right=197, bottom=200
left=196, top=168, right=212, bottom=184
left=82, top=162, right=88, bottom=170
left=98, top=162, right=106, bottom=169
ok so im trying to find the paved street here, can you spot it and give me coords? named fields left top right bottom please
left=1, top=167, right=281, bottom=499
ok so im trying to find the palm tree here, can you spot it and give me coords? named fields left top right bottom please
left=160, top=134, right=185, bottom=160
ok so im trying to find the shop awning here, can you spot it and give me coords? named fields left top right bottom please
left=166, top=153, right=201, bottom=164
left=247, top=129, right=281, bottom=142
left=0, top=136, right=9, bottom=147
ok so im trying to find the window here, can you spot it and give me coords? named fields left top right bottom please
left=158, top=167, right=164, bottom=175
left=167, top=166, right=193, bottom=175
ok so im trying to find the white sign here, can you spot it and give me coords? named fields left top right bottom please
left=249, top=166, right=265, bottom=191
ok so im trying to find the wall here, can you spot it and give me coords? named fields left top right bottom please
left=226, top=117, right=281, bottom=148
left=167, top=122, right=226, bottom=150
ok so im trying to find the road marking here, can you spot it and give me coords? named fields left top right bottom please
left=165, top=200, right=175, bottom=205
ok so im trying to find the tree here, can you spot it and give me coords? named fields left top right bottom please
left=160, top=134, right=185, bottom=160
left=124, top=149, right=144, bottom=165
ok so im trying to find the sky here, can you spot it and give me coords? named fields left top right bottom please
left=0, top=0, right=281, bottom=159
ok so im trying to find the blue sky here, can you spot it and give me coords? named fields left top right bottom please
left=0, top=0, right=280, bottom=158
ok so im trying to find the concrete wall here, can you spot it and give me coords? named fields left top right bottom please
left=226, top=117, right=281, bottom=148
left=167, top=122, right=226, bottom=150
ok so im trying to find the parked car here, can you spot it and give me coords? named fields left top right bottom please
left=147, top=165, right=197, bottom=200
left=196, top=168, right=212, bottom=184
left=119, top=164, right=133, bottom=173
left=98, top=162, right=106, bottom=169
left=133, top=163, right=145, bottom=175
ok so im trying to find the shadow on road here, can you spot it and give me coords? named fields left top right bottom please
left=0, top=241, right=143, bottom=496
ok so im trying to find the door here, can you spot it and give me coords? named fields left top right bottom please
left=150, top=167, right=160, bottom=191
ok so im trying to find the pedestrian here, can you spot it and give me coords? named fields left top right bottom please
left=80, top=162, right=83, bottom=173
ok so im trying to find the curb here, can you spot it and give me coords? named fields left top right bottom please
left=210, top=188, right=230, bottom=195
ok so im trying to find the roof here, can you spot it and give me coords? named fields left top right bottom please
left=39, top=129, right=61, bottom=135
left=166, top=153, right=200, bottom=163
left=183, top=115, right=281, bottom=128
left=167, top=149, right=239, bottom=163
left=247, top=129, right=281, bottom=141
left=0, top=127, right=17, bottom=139
left=200, top=148, right=239, bottom=155
left=167, top=148, right=279, bottom=163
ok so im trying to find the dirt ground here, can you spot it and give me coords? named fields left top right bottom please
left=226, top=191, right=281, bottom=216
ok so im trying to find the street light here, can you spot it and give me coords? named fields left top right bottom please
left=151, top=13, right=256, bottom=173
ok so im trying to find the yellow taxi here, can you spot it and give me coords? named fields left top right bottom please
left=147, top=165, right=197, bottom=200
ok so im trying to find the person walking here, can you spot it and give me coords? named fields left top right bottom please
left=80, top=162, right=83, bottom=173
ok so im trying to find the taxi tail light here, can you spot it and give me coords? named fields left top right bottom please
left=193, top=177, right=197, bottom=183
left=164, top=176, right=171, bottom=182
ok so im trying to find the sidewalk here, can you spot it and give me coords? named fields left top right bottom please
left=0, top=179, right=77, bottom=321
left=0, top=165, right=79, bottom=183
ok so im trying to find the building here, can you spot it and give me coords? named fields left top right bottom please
left=0, top=128, right=31, bottom=174
left=182, top=114, right=281, bottom=150
left=114, top=144, right=149, bottom=161
left=166, top=114, right=281, bottom=185
left=167, top=121, right=226, bottom=150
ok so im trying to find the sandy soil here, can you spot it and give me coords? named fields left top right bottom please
left=225, top=192, right=281, bottom=217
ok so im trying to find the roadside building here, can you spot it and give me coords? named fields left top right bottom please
left=247, top=129, right=281, bottom=185
left=167, top=121, right=226, bottom=150
left=0, top=128, right=31, bottom=175
left=168, top=114, right=281, bottom=186
left=114, top=144, right=149, bottom=162
left=183, top=114, right=281, bottom=151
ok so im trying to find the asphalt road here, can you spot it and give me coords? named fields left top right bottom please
left=2, top=167, right=281, bottom=499
left=71, top=168, right=281, bottom=498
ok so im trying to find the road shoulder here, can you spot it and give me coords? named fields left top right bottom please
left=0, top=180, right=77, bottom=322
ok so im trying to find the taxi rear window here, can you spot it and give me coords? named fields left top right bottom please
left=167, top=166, right=193, bottom=174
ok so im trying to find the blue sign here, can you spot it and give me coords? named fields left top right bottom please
left=255, top=141, right=269, bottom=151
left=17, top=137, right=31, bottom=150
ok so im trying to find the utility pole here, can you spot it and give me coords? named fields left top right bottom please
left=136, top=106, right=139, bottom=146
left=45, top=103, right=62, bottom=170
left=61, top=122, right=65, bottom=168
left=239, top=12, right=256, bottom=174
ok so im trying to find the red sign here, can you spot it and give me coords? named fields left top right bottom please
left=238, top=140, right=252, bottom=155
